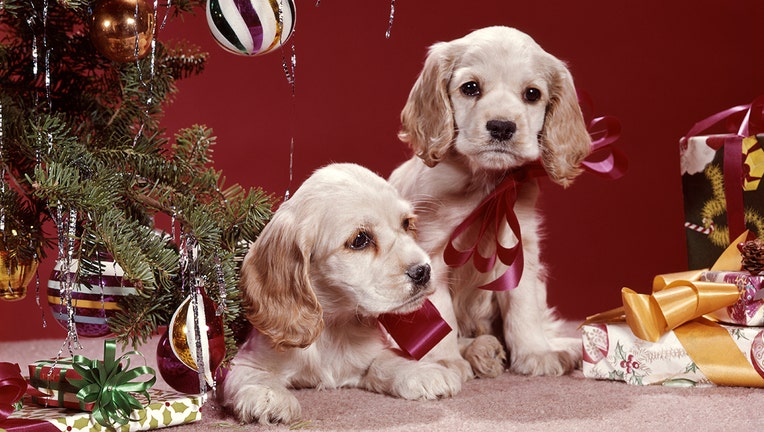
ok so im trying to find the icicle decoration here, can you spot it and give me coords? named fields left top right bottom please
left=0, top=100, right=7, bottom=296
left=33, top=251, right=47, bottom=327
left=179, top=231, right=208, bottom=396
left=55, top=207, right=82, bottom=357
left=0, top=99, right=6, bottom=233
left=26, top=6, right=43, bottom=106
left=214, top=253, right=226, bottom=316
left=190, top=277, right=208, bottom=397
left=385, top=0, right=396, bottom=39
left=42, top=0, right=51, bottom=109
left=279, top=0, right=297, bottom=201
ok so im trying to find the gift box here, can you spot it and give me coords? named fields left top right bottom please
left=27, top=359, right=95, bottom=411
left=699, top=270, right=764, bottom=326
left=681, top=133, right=764, bottom=269
left=582, top=321, right=764, bottom=387
left=0, top=388, right=201, bottom=432
left=581, top=232, right=764, bottom=387
left=680, top=96, right=764, bottom=269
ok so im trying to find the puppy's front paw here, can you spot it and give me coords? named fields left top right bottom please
left=463, top=334, right=506, bottom=378
left=437, top=357, right=475, bottom=382
left=230, top=384, right=301, bottom=425
left=393, top=363, right=462, bottom=400
left=510, top=337, right=582, bottom=376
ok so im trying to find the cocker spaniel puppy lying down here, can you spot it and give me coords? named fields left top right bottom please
left=222, top=163, right=462, bottom=425
left=389, top=26, right=592, bottom=380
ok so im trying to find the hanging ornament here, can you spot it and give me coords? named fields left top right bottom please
left=0, top=252, right=39, bottom=301
left=206, top=0, right=296, bottom=56
left=156, top=326, right=229, bottom=394
left=168, top=286, right=225, bottom=388
left=90, top=0, right=155, bottom=62
left=47, top=253, right=137, bottom=337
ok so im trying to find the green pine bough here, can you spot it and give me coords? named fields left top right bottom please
left=0, top=0, right=272, bottom=362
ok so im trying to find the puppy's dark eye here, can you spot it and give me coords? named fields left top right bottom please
left=524, top=87, right=541, bottom=102
left=402, top=217, right=416, bottom=232
left=348, top=231, right=373, bottom=250
left=460, top=81, right=481, bottom=97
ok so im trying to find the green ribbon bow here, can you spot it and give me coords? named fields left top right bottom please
left=69, top=339, right=156, bottom=427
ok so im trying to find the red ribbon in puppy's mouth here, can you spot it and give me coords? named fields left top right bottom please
left=378, top=299, right=452, bottom=360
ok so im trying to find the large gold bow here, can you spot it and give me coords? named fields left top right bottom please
left=583, top=231, right=764, bottom=387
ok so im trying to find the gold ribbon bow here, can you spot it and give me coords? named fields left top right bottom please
left=583, top=231, right=764, bottom=387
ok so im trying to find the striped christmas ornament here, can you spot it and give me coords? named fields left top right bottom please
left=47, top=256, right=137, bottom=338
left=206, top=0, right=296, bottom=56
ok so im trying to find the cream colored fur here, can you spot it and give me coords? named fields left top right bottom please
left=222, top=163, right=462, bottom=425
left=389, top=26, right=591, bottom=379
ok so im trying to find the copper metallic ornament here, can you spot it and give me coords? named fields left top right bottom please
left=90, top=0, right=155, bottom=62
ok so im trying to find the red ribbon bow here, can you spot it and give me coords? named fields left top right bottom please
left=0, top=363, right=26, bottom=421
left=443, top=106, right=626, bottom=291
left=0, top=362, right=50, bottom=421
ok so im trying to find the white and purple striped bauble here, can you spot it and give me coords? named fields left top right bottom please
left=206, top=0, right=296, bottom=56
left=47, top=255, right=136, bottom=338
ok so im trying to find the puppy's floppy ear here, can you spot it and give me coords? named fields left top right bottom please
left=398, top=41, right=457, bottom=167
left=540, top=60, right=592, bottom=187
left=240, top=209, right=323, bottom=350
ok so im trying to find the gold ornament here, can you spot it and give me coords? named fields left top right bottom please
left=0, top=252, right=39, bottom=301
left=90, top=0, right=155, bottom=62
left=168, top=288, right=226, bottom=388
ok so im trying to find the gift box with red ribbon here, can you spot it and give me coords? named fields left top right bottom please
left=581, top=231, right=764, bottom=387
left=27, top=360, right=94, bottom=411
left=681, top=96, right=764, bottom=269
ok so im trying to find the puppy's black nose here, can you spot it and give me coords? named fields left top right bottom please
left=406, top=263, right=431, bottom=287
left=486, top=120, right=517, bottom=141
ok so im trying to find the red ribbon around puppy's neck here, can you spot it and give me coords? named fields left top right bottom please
left=443, top=111, right=626, bottom=292
left=379, top=104, right=626, bottom=360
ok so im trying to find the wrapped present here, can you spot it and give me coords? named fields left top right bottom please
left=26, top=339, right=157, bottom=429
left=27, top=359, right=95, bottom=411
left=582, top=232, right=764, bottom=387
left=0, top=388, right=201, bottom=432
left=680, top=95, right=764, bottom=269
left=699, top=270, right=764, bottom=326
left=582, top=321, right=764, bottom=387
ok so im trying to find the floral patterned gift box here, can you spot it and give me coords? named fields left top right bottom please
left=582, top=321, right=764, bottom=387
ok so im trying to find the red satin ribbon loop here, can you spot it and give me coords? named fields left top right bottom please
left=0, top=362, right=49, bottom=421
left=582, top=115, right=627, bottom=179
left=0, top=363, right=26, bottom=421
left=444, top=170, right=530, bottom=291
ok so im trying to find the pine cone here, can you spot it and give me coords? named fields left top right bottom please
left=741, top=238, right=764, bottom=275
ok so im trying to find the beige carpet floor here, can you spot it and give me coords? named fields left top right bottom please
left=3, top=325, right=764, bottom=431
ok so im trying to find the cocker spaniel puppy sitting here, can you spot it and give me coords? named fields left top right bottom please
left=222, top=163, right=462, bottom=425
left=389, top=26, right=591, bottom=379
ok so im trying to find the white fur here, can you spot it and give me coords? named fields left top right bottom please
left=389, top=27, right=591, bottom=378
left=222, top=163, right=462, bottom=425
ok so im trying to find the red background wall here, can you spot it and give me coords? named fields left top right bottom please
left=2, top=0, right=762, bottom=340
